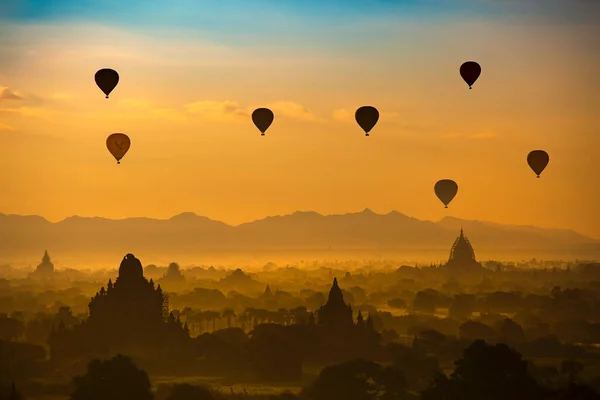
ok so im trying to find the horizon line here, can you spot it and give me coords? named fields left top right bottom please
left=1, top=208, right=596, bottom=239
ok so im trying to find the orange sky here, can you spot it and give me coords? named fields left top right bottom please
left=1, top=15, right=599, bottom=238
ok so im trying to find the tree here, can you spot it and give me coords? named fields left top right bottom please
left=386, top=343, right=441, bottom=392
left=413, top=329, right=447, bottom=355
left=560, top=360, right=584, bottom=383
left=246, top=324, right=302, bottom=382
left=497, top=318, right=526, bottom=343
left=530, top=365, right=559, bottom=389
left=449, top=294, right=476, bottom=320
left=551, top=383, right=600, bottom=400
left=56, top=307, right=78, bottom=328
left=0, top=316, right=23, bottom=341
left=289, top=306, right=311, bottom=325
left=69, top=355, right=153, bottom=400
left=201, top=311, right=221, bottom=332
left=551, top=286, right=562, bottom=300
left=458, top=320, right=496, bottom=342
left=221, top=308, right=236, bottom=328
left=303, top=359, right=410, bottom=400
left=387, top=298, right=406, bottom=309
left=412, top=291, right=436, bottom=314
left=421, top=340, right=544, bottom=400
left=305, top=292, right=326, bottom=310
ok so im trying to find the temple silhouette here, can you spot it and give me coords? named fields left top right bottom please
left=49, top=254, right=191, bottom=370
left=28, top=250, right=54, bottom=279
left=447, top=229, right=480, bottom=267
left=311, top=277, right=379, bottom=364
left=441, top=229, right=488, bottom=282
left=317, top=277, right=354, bottom=328
left=47, top=255, right=382, bottom=372
left=315, top=277, right=376, bottom=331
left=158, top=262, right=186, bottom=287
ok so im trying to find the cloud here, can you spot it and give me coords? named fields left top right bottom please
left=0, top=122, right=15, bottom=131
left=265, top=101, right=317, bottom=121
left=106, top=107, right=187, bottom=124
left=0, top=106, right=51, bottom=118
left=184, top=100, right=248, bottom=122
left=0, top=85, right=53, bottom=120
left=50, top=93, right=75, bottom=101
left=107, top=98, right=184, bottom=122
left=118, top=98, right=154, bottom=109
left=26, top=95, right=318, bottom=125
left=183, top=100, right=317, bottom=123
left=151, top=108, right=189, bottom=123
left=332, top=108, right=353, bottom=122
left=0, top=86, right=24, bottom=101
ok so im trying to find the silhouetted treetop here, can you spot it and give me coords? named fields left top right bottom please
left=70, top=354, right=153, bottom=400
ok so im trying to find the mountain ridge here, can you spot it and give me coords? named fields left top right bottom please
left=0, top=210, right=598, bottom=258
left=0, top=210, right=594, bottom=238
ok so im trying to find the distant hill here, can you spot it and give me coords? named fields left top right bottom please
left=0, top=210, right=598, bottom=260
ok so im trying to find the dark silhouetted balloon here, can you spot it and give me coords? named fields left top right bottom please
left=355, top=106, right=379, bottom=136
left=459, top=61, right=481, bottom=89
left=434, top=179, right=459, bottom=208
left=95, top=68, right=119, bottom=99
left=106, top=133, right=130, bottom=164
left=527, top=150, right=549, bottom=178
left=252, top=108, right=274, bottom=136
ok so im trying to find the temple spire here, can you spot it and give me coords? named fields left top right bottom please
left=42, top=250, right=51, bottom=263
left=328, top=277, right=344, bottom=304
left=317, top=277, right=353, bottom=327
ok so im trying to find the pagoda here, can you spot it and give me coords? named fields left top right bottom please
left=49, top=254, right=190, bottom=366
left=29, top=250, right=55, bottom=278
left=443, top=229, right=487, bottom=279
left=317, top=278, right=354, bottom=328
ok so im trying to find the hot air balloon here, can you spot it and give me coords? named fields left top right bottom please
left=459, top=61, right=481, bottom=89
left=527, top=150, right=549, bottom=178
left=252, top=108, right=274, bottom=136
left=434, top=179, right=458, bottom=208
left=355, top=106, right=379, bottom=136
left=106, top=133, right=130, bottom=164
left=95, top=68, right=119, bottom=98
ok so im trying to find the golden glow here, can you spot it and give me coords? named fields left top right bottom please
left=1, top=20, right=598, bottom=238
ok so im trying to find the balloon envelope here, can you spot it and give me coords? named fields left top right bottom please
left=95, top=68, right=119, bottom=98
left=355, top=106, right=379, bottom=136
left=459, top=61, right=481, bottom=89
left=252, top=108, right=274, bottom=135
left=434, top=179, right=459, bottom=208
left=106, top=133, right=130, bottom=164
left=527, top=150, right=549, bottom=178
